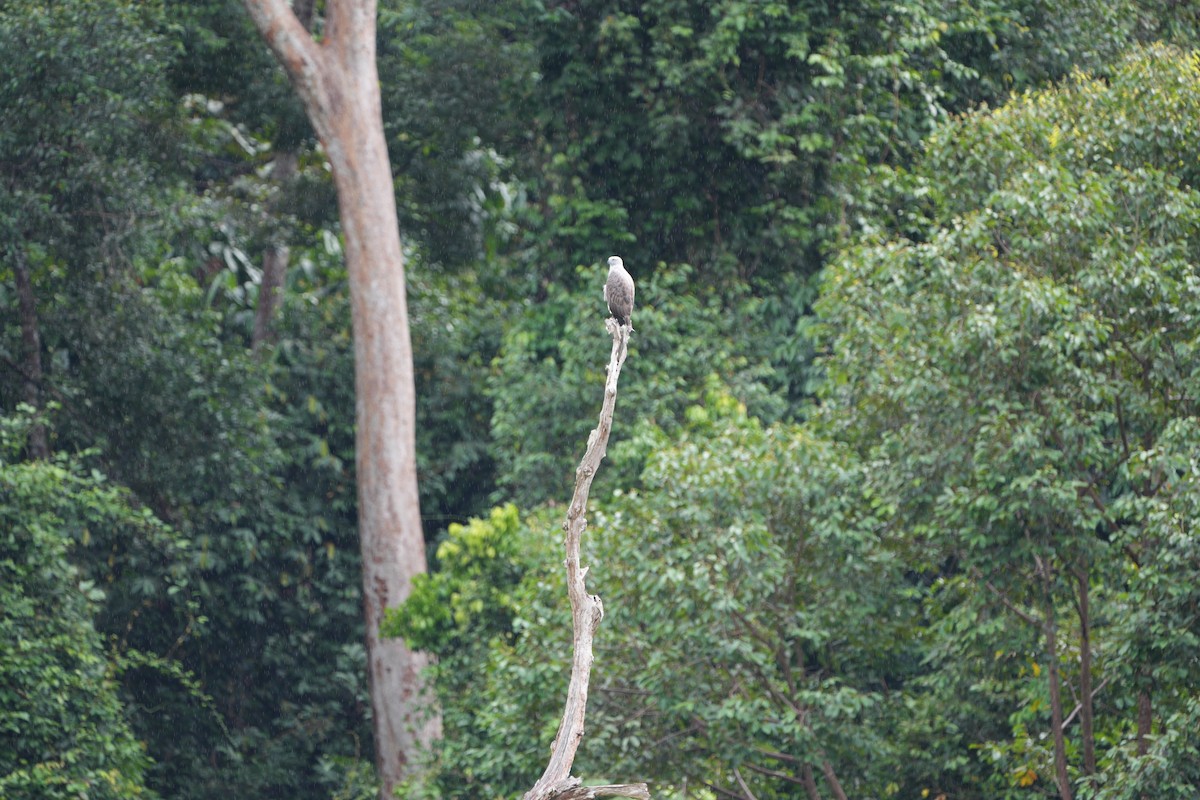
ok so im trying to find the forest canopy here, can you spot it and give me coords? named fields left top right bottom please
left=2, top=1, right=1199, bottom=799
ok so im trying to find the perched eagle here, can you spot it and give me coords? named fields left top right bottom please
left=604, top=255, right=635, bottom=328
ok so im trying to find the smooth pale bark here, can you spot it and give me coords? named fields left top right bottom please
left=240, top=1, right=438, bottom=794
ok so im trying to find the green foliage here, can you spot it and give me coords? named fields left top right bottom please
left=0, top=411, right=160, bottom=800
left=140, top=254, right=375, bottom=800
left=164, top=0, right=309, bottom=149
left=408, top=268, right=504, bottom=523
left=576, top=391, right=918, bottom=797
left=271, top=248, right=500, bottom=526
left=383, top=503, right=525, bottom=650
left=488, top=262, right=787, bottom=509
left=481, top=0, right=1165, bottom=508
left=816, top=43, right=1200, bottom=795
left=378, top=0, right=533, bottom=268
left=923, top=44, right=1200, bottom=217
left=488, top=0, right=971, bottom=462
left=0, top=0, right=178, bottom=260
left=404, top=390, right=923, bottom=798
left=6, top=0, right=1200, bottom=796
left=1088, top=698, right=1200, bottom=799
left=518, top=0, right=999, bottom=281
left=490, top=0, right=1175, bottom=313
left=388, top=503, right=565, bottom=799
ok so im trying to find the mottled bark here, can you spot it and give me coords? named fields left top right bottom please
left=240, top=1, right=437, bottom=794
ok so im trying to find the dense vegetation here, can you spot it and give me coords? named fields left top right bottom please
left=2, top=1, right=1199, bottom=799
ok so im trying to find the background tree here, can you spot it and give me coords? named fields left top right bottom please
left=816, top=44, right=1200, bottom=796
left=4, top=0, right=1200, bottom=796
left=0, top=0, right=177, bottom=458
left=393, top=387, right=919, bottom=799
left=392, top=35, right=1200, bottom=800
left=0, top=412, right=167, bottom=800
left=480, top=0, right=1186, bottom=509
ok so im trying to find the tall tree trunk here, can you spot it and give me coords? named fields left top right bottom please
left=1076, top=564, right=1096, bottom=776
left=1041, top=560, right=1073, bottom=800
left=252, top=149, right=298, bottom=353
left=13, top=244, right=49, bottom=459
left=240, top=2, right=439, bottom=794
left=820, top=760, right=848, bottom=800
left=251, top=0, right=313, bottom=354
left=1136, top=683, right=1152, bottom=756
left=1136, top=681, right=1152, bottom=800
left=800, top=764, right=823, bottom=800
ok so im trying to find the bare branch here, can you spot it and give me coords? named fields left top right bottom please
left=554, top=780, right=652, bottom=800
left=978, top=575, right=1044, bottom=630
left=702, top=781, right=748, bottom=800
left=1063, top=676, right=1111, bottom=729
left=523, top=321, right=648, bottom=800
left=820, top=761, right=848, bottom=800
left=733, top=766, right=760, bottom=800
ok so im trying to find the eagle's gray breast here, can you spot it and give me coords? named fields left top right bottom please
left=604, top=255, right=635, bottom=327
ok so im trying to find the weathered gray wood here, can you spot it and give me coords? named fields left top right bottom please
left=523, top=320, right=649, bottom=800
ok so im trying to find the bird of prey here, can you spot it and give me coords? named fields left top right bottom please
left=604, top=255, right=635, bottom=328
